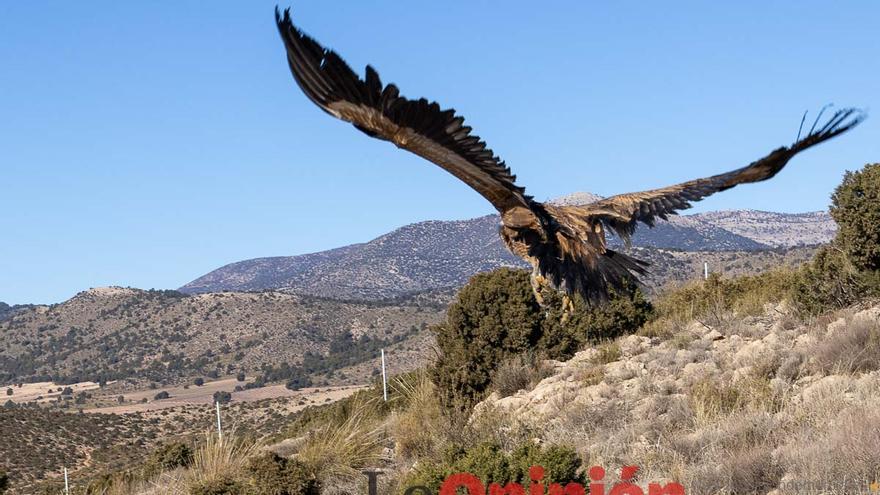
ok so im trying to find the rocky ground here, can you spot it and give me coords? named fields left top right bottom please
left=479, top=301, right=880, bottom=495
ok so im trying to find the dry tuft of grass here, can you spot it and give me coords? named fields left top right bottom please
left=592, top=342, right=622, bottom=365
left=491, top=355, right=555, bottom=398
left=293, top=394, right=385, bottom=482
left=811, top=317, right=880, bottom=375
left=576, top=366, right=605, bottom=387
left=390, top=370, right=444, bottom=460
left=185, top=431, right=261, bottom=492
left=688, top=376, right=779, bottom=426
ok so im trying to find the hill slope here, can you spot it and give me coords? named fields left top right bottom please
left=0, top=287, right=447, bottom=385
left=479, top=303, right=880, bottom=494
left=181, top=204, right=832, bottom=298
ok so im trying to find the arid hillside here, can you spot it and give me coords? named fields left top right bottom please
left=478, top=302, right=880, bottom=494
left=0, top=287, right=447, bottom=385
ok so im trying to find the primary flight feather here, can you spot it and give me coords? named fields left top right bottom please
left=274, top=7, right=865, bottom=308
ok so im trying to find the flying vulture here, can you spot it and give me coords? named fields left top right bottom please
left=275, top=7, right=864, bottom=311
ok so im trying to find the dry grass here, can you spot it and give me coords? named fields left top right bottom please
left=688, top=376, right=779, bottom=427
left=648, top=269, right=797, bottom=332
left=811, top=317, right=880, bottom=374
left=491, top=355, right=554, bottom=398
left=778, top=408, right=880, bottom=494
left=389, top=370, right=443, bottom=460
left=592, top=342, right=622, bottom=365
left=293, top=394, right=385, bottom=482
left=576, top=366, right=605, bottom=386
left=185, top=431, right=262, bottom=492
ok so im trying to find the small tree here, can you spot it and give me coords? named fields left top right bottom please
left=236, top=372, right=246, bottom=382
left=831, top=163, right=880, bottom=271
left=193, top=377, right=205, bottom=387
left=432, top=268, right=652, bottom=408
left=0, top=469, right=8, bottom=493
left=212, top=391, right=232, bottom=404
left=154, top=391, right=170, bottom=400
left=5, top=388, right=11, bottom=396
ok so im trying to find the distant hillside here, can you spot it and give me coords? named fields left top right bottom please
left=0, top=287, right=447, bottom=385
left=181, top=193, right=833, bottom=298
left=0, top=301, right=33, bottom=322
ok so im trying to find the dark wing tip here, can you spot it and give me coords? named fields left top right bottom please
left=794, top=106, right=866, bottom=151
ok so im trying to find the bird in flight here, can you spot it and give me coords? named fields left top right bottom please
left=274, top=7, right=864, bottom=312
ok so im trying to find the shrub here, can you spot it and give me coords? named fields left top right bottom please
left=0, top=470, right=8, bottom=493
left=189, top=477, right=244, bottom=495
left=154, top=391, right=170, bottom=400
left=542, top=281, right=653, bottom=350
left=5, top=388, right=10, bottom=396
left=432, top=269, right=544, bottom=408
left=213, top=391, right=232, bottom=404
left=194, top=377, right=205, bottom=387
left=148, top=441, right=194, bottom=472
left=236, top=373, right=246, bottom=382
left=790, top=245, right=873, bottom=315
left=285, top=376, right=312, bottom=391
left=432, top=268, right=651, bottom=408
left=243, top=453, right=320, bottom=495
left=831, top=163, right=880, bottom=271
left=401, top=441, right=583, bottom=493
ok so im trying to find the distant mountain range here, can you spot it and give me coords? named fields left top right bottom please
left=180, top=193, right=834, bottom=299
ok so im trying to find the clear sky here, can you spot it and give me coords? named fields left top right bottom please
left=1, top=1, right=877, bottom=305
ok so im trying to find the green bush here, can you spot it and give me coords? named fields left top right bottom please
left=401, top=441, right=583, bottom=493
left=432, top=269, right=544, bottom=408
left=188, top=477, right=244, bottom=495
left=831, top=163, right=880, bottom=271
left=243, top=453, right=321, bottom=495
left=541, top=281, right=652, bottom=354
left=791, top=245, right=879, bottom=315
left=432, top=269, right=651, bottom=408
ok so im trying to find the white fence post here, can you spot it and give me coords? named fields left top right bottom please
left=381, top=349, right=388, bottom=402
left=215, top=401, right=223, bottom=440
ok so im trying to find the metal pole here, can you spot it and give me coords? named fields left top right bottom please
left=704, top=262, right=708, bottom=280
left=215, top=401, right=222, bottom=440
left=381, top=349, right=387, bottom=402
left=63, top=467, right=69, bottom=495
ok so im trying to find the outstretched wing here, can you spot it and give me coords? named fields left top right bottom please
left=275, top=8, right=530, bottom=213
left=577, top=108, right=865, bottom=242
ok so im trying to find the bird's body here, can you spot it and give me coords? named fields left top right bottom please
left=274, top=7, right=864, bottom=307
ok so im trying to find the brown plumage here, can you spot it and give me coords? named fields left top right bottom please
left=275, top=8, right=865, bottom=306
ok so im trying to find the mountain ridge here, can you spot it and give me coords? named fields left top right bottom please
left=180, top=194, right=834, bottom=298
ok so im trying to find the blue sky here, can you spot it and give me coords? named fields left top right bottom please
left=1, top=1, right=877, bottom=305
